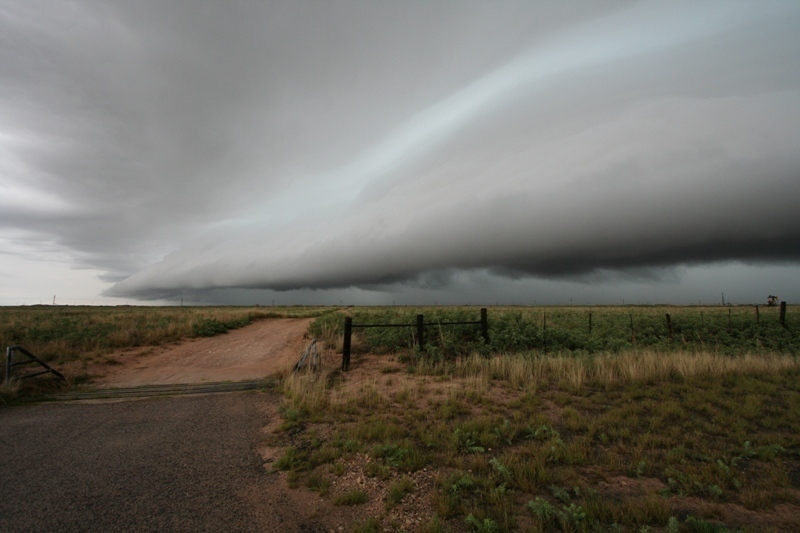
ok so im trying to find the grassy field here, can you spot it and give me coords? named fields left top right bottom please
left=274, top=306, right=800, bottom=532
left=2, top=304, right=798, bottom=530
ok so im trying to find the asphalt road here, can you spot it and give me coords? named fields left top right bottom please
left=0, top=392, right=285, bottom=533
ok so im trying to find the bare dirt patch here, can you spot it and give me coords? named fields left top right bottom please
left=91, top=318, right=313, bottom=387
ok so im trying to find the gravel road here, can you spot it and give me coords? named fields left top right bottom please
left=0, top=392, right=295, bottom=533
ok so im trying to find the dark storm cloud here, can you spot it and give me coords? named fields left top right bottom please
left=1, top=2, right=799, bottom=301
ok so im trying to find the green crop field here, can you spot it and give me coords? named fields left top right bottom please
left=311, top=305, right=798, bottom=358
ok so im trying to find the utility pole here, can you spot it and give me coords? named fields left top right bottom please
left=53, top=295, right=56, bottom=305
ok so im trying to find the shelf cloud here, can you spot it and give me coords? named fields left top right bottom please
left=1, top=1, right=799, bottom=303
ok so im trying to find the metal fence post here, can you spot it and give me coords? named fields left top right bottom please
left=5, top=346, right=12, bottom=385
left=780, top=301, right=787, bottom=327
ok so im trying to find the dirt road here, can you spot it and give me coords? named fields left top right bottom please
left=96, top=317, right=314, bottom=387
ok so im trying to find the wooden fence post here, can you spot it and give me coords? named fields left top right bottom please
left=588, top=312, right=592, bottom=335
left=666, top=313, right=673, bottom=339
left=480, top=308, right=489, bottom=345
left=780, top=302, right=787, bottom=326
left=416, top=314, right=425, bottom=352
left=542, top=312, right=547, bottom=351
left=756, top=305, right=759, bottom=324
left=342, top=316, right=352, bottom=372
left=630, top=314, right=635, bottom=345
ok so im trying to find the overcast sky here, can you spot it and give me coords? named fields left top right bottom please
left=1, top=0, right=799, bottom=306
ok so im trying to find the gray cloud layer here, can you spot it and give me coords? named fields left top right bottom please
left=1, top=1, right=799, bottom=301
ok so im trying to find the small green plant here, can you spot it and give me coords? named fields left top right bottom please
left=489, top=457, right=511, bottom=482
left=527, top=497, right=557, bottom=523
left=634, top=460, right=648, bottom=477
left=666, top=516, right=680, bottom=533
left=454, top=428, right=485, bottom=453
left=549, top=485, right=572, bottom=504
left=558, top=503, right=587, bottom=532
left=526, top=423, right=559, bottom=440
left=465, top=514, right=500, bottom=533
left=449, top=474, right=476, bottom=495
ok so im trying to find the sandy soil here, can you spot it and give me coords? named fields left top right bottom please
left=93, top=318, right=314, bottom=387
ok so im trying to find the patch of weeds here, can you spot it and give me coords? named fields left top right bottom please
left=373, top=442, right=428, bottom=472
left=286, top=469, right=301, bottom=488
left=489, top=457, right=511, bottom=482
left=548, top=484, right=581, bottom=504
left=453, top=428, right=485, bottom=454
left=273, top=447, right=305, bottom=471
left=278, top=405, right=303, bottom=430
left=527, top=498, right=588, bottom=532
left=420, top=516, right=448, bottom=533
left=663, top=470, right=725, bottom=500
left=633, top=460, right=648, bottom=477
left=715, top=459, right=742, bottom=490
left=666, top=516, right=680, bottom=533
left=527, top=497, right=557, bottom=523
left=308, top=443, right=341, bottom=467
left=684, top=516, right=744, bottom=533
left=329, top=461, right=346, bottom=476
left=526, top=423, right=559, bottom=441
left=332, top=489, right=368, bottom=506
left=192, top=317, right=234, bottom=337
left=465, top=514, right=500, bottom=533
left=351, top=517, right=382, bottom=533
left=558, top=503, right=587, bottom=531
left=365, top=461, right=391, bottom=480
left=546, top=436, right=568, bottom=464
left=386, top=477, right=415, bottom=509
left=305, top=473, right=331, bottom=495
left=448, top=473, right=477, bottom=496
left=438, top=398, right=469, bottom=420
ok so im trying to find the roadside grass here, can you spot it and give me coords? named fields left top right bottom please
left=271, top=348, right=800, bottom=532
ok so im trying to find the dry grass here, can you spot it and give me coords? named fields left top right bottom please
left=279, top=367, right=335, bottom=415
left=270, top=346, right=800, bottom=532
left=426, top=350, right=800, bottom=391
